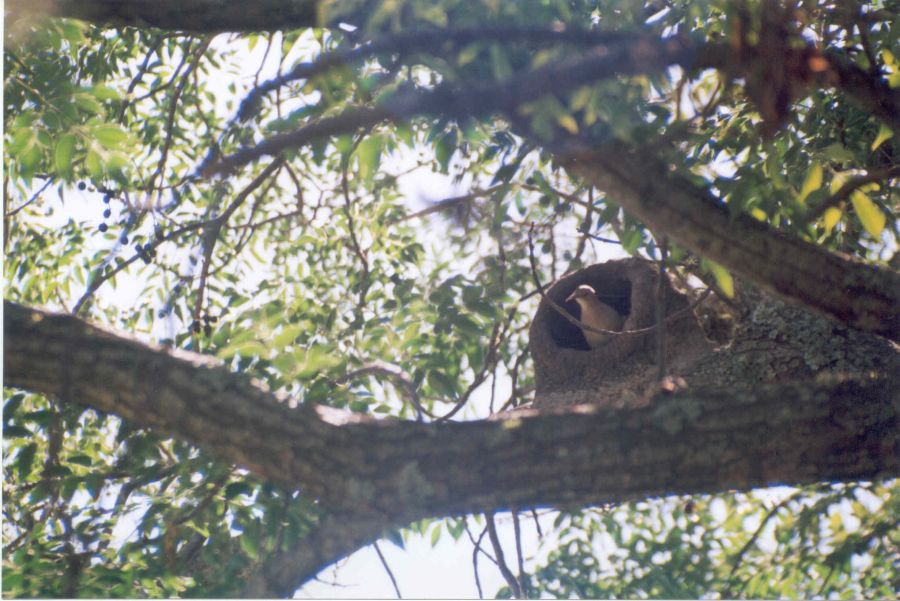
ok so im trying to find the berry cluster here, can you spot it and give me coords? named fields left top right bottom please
left=191, top=313, right=218, bottom=337
left=135, top=242, right=157, bottom=265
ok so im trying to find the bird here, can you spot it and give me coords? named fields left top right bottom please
left=565, top=284, right=625, bottom=348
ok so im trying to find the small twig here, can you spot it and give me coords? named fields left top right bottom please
left=722, top=490, right=805, bottom=598
left=373, top=541, right=403, bottom=599
left=118, top=35, right=164, bottom=121
left=5, top=178, right=52, bottom=217
left=332, top=361, right=431, bottom=421
left=530, top=509, right=543, bottom=539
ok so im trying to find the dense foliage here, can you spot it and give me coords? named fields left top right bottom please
left=4, top=0, right=897, bottom=597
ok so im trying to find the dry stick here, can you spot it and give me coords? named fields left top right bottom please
left=373, top=541, right=403, bottom=599
left=485, top=512, right=523, bottom=598
left=526, top=222, right=711, bottom=340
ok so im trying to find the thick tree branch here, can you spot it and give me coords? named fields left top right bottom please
left=240, top=512, right=394, bottom=597
left=561, top=144, right=900, bottom=341
left=5, top=299, right=899, bottom=522
left=6, top=0, right=320, bottom=33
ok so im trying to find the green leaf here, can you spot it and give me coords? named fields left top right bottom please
left=356, top=134, right=383, bottom=182
left=703, top=259, right=735, bottom=298
left=870, top=124, right=893, bottom=151
left=430, top=523, right=442, bottom=547
left=67, top=454, right=93, bottom=466
left=273, top=324, right=304, bottom=349
left=457, top=43, right=480, bottom=66
left=435, top=130, right=457, bottom=173
left=84, top=146, right=104, bottom=179
left=54, top=133, right=77, bottom=178
left=796, top=163, right=822, bottom=204
left=384, top=528, right=405, bottom=549
left=427, top=371, right=457, bottom=398
left=296, top=346, right=341, bottom=379
left=850, top=190, right=886, bottom=237
left=239, top=534, right=259, bottom=560
left=224, top=482, right=254, bottom=499
left=74, top=93, right=104, bottom=115
left=91, top=85, right=121, bottom=101
left=93, top=124, right=128, bottom=149
left=17, top=443, right=38, bottom=480
left=822, top=207, right=842, bottom=233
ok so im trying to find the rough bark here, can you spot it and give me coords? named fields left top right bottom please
left=562, top=147, right=900, bottom=341
left=5, top=298, right=900, bottom=588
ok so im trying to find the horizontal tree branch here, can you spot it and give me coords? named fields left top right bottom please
left=5, top=298, right=899, bottom=524
left=560, top=143, right=900, bottom=341
left=201, top=33, right=698, bottom=176
left=236, top=27, right=656, bottom=121
left=6, top=0, right=320, bottom=33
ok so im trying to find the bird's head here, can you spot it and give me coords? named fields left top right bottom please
left=566, top=284, right=597, bottom=304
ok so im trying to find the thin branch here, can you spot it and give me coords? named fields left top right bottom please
left=236, top=27, right=651, bottom=122
left=118, top=35, right=165, bottom=121
left=147, top=36, right=213, bottom=198
left=340, top=159, right=371, bottom=311
left=203, top=34, right=698, bottom=176
left=485, top=512, right=522, bottom=598
left=5, top=178, right=52, bottom=217
left=332, top=361, right=432, bottom=421
left=373, top=541, right=402, bottom=599
left=512, top=511, right=529, bottom=598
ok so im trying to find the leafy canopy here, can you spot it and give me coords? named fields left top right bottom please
left=3, top=0, right=897, bottom=597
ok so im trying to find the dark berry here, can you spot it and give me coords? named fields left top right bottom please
left=157, top=309, right=167, bottom=318
left=99, top=223, right=108, bottom=232
left=203, top=324, right=212, bottom=337
left=77, top=181, right=86, bottom=190
left=173, top=283, right=182, bottom=292
left=191, top=321, right=201, bottom=333
left=142, top=256, right=152, bottom=265
left=103, top=209, right=111, bottom=218
left=103, top=194, right=111, bottom=204
left=120, top=234, right=128, bottom=244
left=155, top=228, right=164, bottom=241
left=208, top=315, right=218, bottom=323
